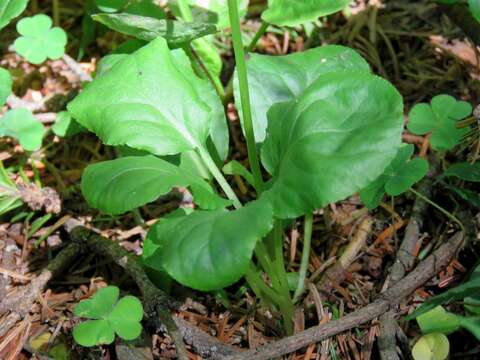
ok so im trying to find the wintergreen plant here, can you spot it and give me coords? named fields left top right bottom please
left=73, top=286, right=144, bottom=347
left=67, top=0, right=405, bottom=332
left=14, top=14, right=67, bottom=64
left=407, top=94, right=472, bottom=151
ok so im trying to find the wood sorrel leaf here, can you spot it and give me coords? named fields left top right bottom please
left=107, top=296, right=143, bottom=340
left=143, top=199, right=274, bottom=291
left=407, top=94, right=472, bottom=151
left=0, top=109, right=45, bottom=151
left=92, top=13, right=217, bottom=47
left=0, top=0, right=28, bottom=30
left=73, top=320, right=115, bottom=347
left=412, top=333, right=449, bottom=360
left=14, top=15, right=67, bottom=64
left=82, top=155, right=229, bottom=215
left=67, top=37, right=218, bottom=157
left=262, top=0, right=350, bottom=27
left=360, top=144, right=429, bottom=209
left=234, top=45, right=370, bottom=142
left=74, top=286, right=119, bottom=319
left=0, top=67, right=12, bottom=106
left=261, top=71, right=404, bottom=219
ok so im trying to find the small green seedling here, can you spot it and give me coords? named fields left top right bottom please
left=407, top=94, right=472, bottom=151
left=0, top=108, right=45, bottom=151
left=0, top=0, right=29, bottom=30
left=14, top=14, right=67, bottom=64
left=0, top=163, right=22, bottom=215
left=412, top=333, right=449, bottom=360
left=73, top=286, right=144, bottom=347
left=360, top=144, right=429, bottom=209
left=262, top=0, right=350, bottom=27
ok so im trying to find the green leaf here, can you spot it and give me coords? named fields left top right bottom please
left=407, top=95, right=472, bottom=151
left=234, top=45, right=370, bottom=142
left=460, top=317, right=480, bottom=340
left=360, top=144, right=429, bottom=209
left=0, top=109, right=45, bottom=151
left=73, top=320, right=115, bottom=347
left=143, top=199, right=274, bottom=291
left=82, top=155, right=229, bottom=214
left=68, top=38, right=222, bottom=157
left=465, top=294, right=480, bottom=315
left=406, top=264, right=480, bottom=320
left=262, top=0, right=350, bottom=27
left=0, top=67, right=12, bottom=106
left=417, top=306, right=461, bottom=334
left=0, top=0, right=28, bottom=30
left=96, top=0, right=128, bottom=12
left=412, top=333, right=449, bottom=360
left=469, top=0, right=480, bottom=22
left=223, top=160, right=254, bottom=187
left=92, top=13, right=217, bottom=47
left=107, top=296, right=143, bottom=340
left=73, top=286, right=144, bottom=346
left=445, top=185, right=480, bottom=209
left=14, top=15, right=68, bottom=65
left=444, top=162, right=480, bottom=182
left=74, top=286, right=119, bottom=318
left=123, top=0, right=166, bottom=19
left=52, top=111, right=86, bottom=137
left=261, top=71, right=404, bottom=219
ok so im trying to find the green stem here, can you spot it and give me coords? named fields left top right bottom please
left=409, top=188, right=465, bottom=232
left=177, top=0, right=193, bottom=21
left=227, top=0, right=264, bottom=194
left=246, top=21, right=269, bottom=53
left=52, top=0, right=60, bottom=26
left=198, top=148, right=242, bottom=209
left=293, top=213, right=313, bottom=302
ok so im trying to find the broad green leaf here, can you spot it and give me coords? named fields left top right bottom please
left=406, top=264, right=480, bottom=320
left=360, top=144, right=429, bottom=209
left=124, top=0, right=166, bottom=19
left=0, top=109, right=45, bottom=151
left=96, top=0, right=128, bottom=12
left=67, top=38, right=219, bottom=157
left=445, top=185, right=480, bottom=209
left=469, top=0, right=480, bottom=22
left=74, top=286, right=119, bottom=318
left=465, top=294, right=480, bottom=315
left=190, top=37, right=223, bottom=86
left=407, top=95, right=472, bottom=151
left=0, top=67, right=12, bottom=106
left=72, top=320, right=115, bottom=347
left=107, top=296, right=143, bottom=340
left=14, top=15, right=68, bottom=65
left=417, top=306, right=461, bottom=334
left=234, top=45, right=370, bottom=142
left=412, top=333, right=449, bottom=360
left=261, top=71, right=404, bottom=219
left=144, top=199, right=274, bottom=291
left=52, top=111, right=86, bottom=137
left=444, top=162, right=480, bottom=182
left=262, top=0, right=350, bottom=27
left=223, top=160, right=254, bottom=187
left=92, top=13, right=217, bottom=47
left=82, top=156, right=229, bottom=214
left=182, top=0, right=249, bottom=29
left=460, top=317, right=480, bottom=340
left=0, top=0, right=28, bottom=30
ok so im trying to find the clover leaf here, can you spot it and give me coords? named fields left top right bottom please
left=407, top=94, right=472, bottom=151
left=0, top=67, right=12, bottom=106
left=14, top=14, right=67, bottom=65
left=412, top=333, right=449, bottom=360
left=360, top=144, right=429, bottom=209
left=0, top=109, right=45, bottom=151
left=73, top=286, right=144, bottom=347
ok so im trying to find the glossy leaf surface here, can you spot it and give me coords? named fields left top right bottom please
left=14, top=15, right=67, bottom=64
left=234, top=45, right=370, bottom=142
left=92, top=13, right=217, bottom=47
left=262, top=0, right=350, bottom=27
left=417, top=306, right=461, bottom=334
left=68, top=38, right=220, bottom=157
left=143, top=199, right=274, bottom=291
left=261, top=71, right=404, bottom=218
left=52, top=111, right=86, bottom=137
left=0, top=0, right=28, bottom=30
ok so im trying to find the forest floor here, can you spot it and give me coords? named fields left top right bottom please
left=0, top=0, right=480, bottom=359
